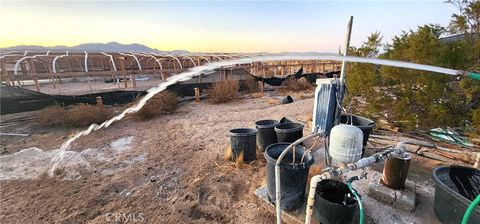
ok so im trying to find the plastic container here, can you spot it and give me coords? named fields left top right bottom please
left=255, top=119, right=279, bottom=152
left=433, top=166, right=480, bottom=224
left=382, top=154, right=411, bottom=190
left=314, top=179, right=358, bottom=224
left=281, top=95, right=294, bottom=104
left=229, top=128, right=257, bottom=162
left=265, top=143, right=314, bottom=211
left=275, top=122, right=304, bottom=144
left=339, top=114, right=375, bottom=146
left=329, top=124, right=363, bottom=164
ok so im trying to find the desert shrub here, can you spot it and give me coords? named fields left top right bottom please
left=283, top=77, right=313, bottom=92
left=68, top=103, right=113, bottom=127
left=241, top=77, right=260, bottom=93
left=135, top=91, right=178, bottom=120
left=36, top=104, right=113, bottom=127
left=36, top=104, right=68, bottom=127
left=206, top=80, right=239, bottom=103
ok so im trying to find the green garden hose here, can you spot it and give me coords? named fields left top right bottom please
left=347, top=177, right=364, bottom=224
left=468, top=72, right=480, bottom=81
left=461, top=194, right=480, bottom=224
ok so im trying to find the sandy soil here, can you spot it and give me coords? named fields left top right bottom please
left=0, top=90, right=473, bottom=224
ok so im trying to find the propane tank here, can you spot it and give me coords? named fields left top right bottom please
left=329, top=124, right=363, bottom=164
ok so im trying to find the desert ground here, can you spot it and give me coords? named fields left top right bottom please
left=0, top=90, right=474, bottom=224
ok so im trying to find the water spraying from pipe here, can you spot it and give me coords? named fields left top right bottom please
left=48, top=52, right=479, bottom=176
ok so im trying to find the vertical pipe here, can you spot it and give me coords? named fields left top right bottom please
left=339, top=16, right=353, bottom=83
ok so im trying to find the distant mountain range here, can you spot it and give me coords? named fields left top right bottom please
left=1, top=42, right=190, bottom=54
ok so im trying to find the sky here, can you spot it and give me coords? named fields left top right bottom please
left=0, top=1, right=458, bottom=53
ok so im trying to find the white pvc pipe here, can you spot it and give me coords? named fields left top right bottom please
left=84, top=51, right=89, bottom=72
left=122, top=52, right=142, bottom=70
left=14, top=52, right=50, bottom=75
left=52, top=51, right=69, bottom=73
left=179, top=54, right=197, bottom=67
left=275, top=132, right=324, bottom=224
left=100, top=52, right=117, bottom=71
left=153, top=53, right=183, bottom=70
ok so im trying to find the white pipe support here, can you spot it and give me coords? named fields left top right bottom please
left=275, top=132, right=324, bottom=224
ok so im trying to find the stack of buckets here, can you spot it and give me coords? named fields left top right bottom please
left=229, top=118, right=314, bottom=211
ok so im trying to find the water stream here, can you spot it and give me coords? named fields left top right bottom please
left=47, top=52, right=466, bottom=176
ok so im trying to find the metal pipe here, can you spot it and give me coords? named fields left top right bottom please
left=275, top=132, right=324, bottom=224
left=304, top=141, right=407, bottom=224
left=339, top=16, right=353, bottom=83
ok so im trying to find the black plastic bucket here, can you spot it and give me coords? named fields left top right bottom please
left=255, top=119, right=280, bottom=152
left=229, top=128, right=257, bottom=162
left=433, top=166, right=480, bottom=224
left=275, top=122, right=304, bottom=144
left=265, top=143, right=314, bottom=211
left=314, top=179, right=358, bottom=224
left=340, top=114, right=375, bottom=146
left=279, top=117, right=292, bottom=124
left=281, top=95, right=294, bottom=104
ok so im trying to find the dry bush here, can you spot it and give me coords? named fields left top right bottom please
left=206, top=80, right=239, bottom=103
left=283, top=77, right=313, bottom=92
left=241, top=77, right=260, bottom=93
left=135, top=91, right=178, bottom=120
left=68, top=103, right=114, bottom=127
left=235, top=152, right=244, bottom=168
left=266, top=98, right=280, bottom=105
left=36, top=104, right=113, bottom=127
left=224, top=146, right=233, bottom=161
left=251, top=92, right=264, bottom=98
left=36, top=105, right=68, bottom=127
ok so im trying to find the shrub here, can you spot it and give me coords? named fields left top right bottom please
left=36, top=105, right=68, bottom=127
left=135, top=91, right=178, bottom=120
left=36, top=104, right=113, bottom=127
left=206, top=80, right=239, bottom=103
left=241, top=77, right=260, bottom=93
left=283, top=77, right=313, bottom=92
left=68, top=103, right=113, bottom=127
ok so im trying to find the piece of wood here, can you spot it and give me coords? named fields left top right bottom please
left=96, top=96, right=103, bottom=106
left=194, top=88, right=200, bottom=102
left=258, top=81, right=264, bottom=92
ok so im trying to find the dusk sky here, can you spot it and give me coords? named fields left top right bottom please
left=0, top=1, right=457, bottom=53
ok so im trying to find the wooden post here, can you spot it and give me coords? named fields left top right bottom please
left=28, top=59, right=40, bottom=92
left=120, top=59, right=128, bottom=88
left=194, top=87, right=200, bottom=102
left=258, top=81, right=264, bottom=92
left=0, top=61, right=11, bottom=86
left=161, top=71, right=166, bottom=80
left=96, top=96, right=103, bottom=106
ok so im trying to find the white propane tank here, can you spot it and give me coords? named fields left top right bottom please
left=329, top=124, right=364, bottom=164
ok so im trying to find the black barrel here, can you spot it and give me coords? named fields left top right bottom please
left=275, top=122, right=304, bottom=144
left=340, top=114, right=375, bottom=146
left=433, top=166, right=480, bottom=224
left=314, top=179, right=358, bottom=224
left=265, top=143, right=314, bottom=211
left=255, top=119, right=280, bottom=152
left=229, top=128, right=257, bottom=162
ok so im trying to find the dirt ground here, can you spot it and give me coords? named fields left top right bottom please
left=0, top=90, right=475, bottom=224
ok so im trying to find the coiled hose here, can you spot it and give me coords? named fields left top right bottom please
left=347, top=176, right=364, bottom=224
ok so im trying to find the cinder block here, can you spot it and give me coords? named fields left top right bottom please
left=367, top=172, right=396, bottom=204
left=367, top=171, right=417, bottom=212
left=393, top=187, right=416, bottom=211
